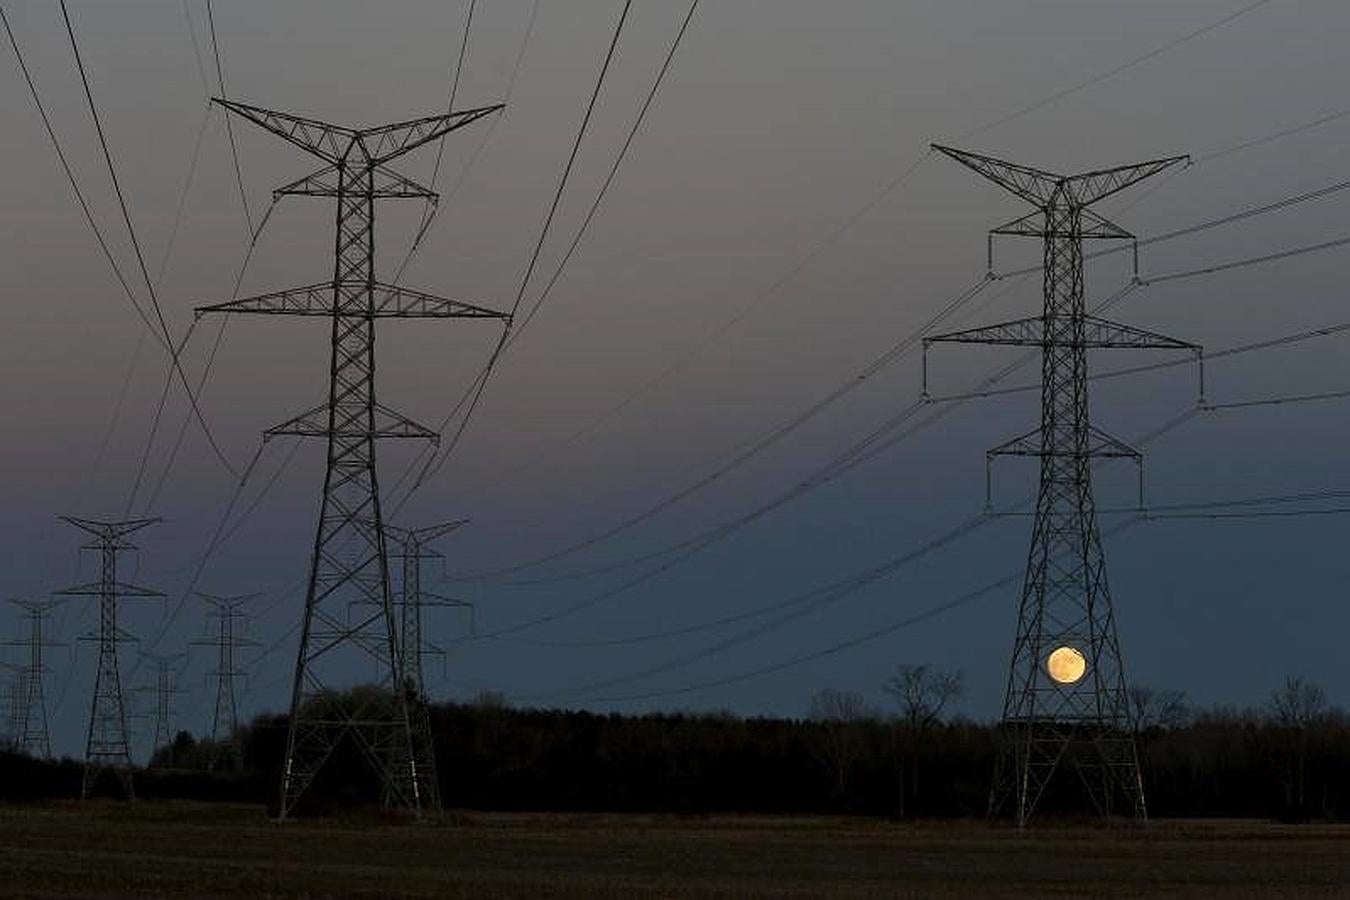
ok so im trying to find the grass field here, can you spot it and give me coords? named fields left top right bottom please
left=1, top=802, right=1348, bottom=898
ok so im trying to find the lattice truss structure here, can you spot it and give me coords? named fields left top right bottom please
left=134, top=651, right=186, bottom=765
left=924, top=145, right=1200, bottom=826
left=56, top=517, right=163, bottom=799
left=385, top=519, right=472, bottom=811
left=2, top=599, right=65, bottom=759
left=195, top=99, right=508, bottom=819
left=191, top=592, right=260, bottom=771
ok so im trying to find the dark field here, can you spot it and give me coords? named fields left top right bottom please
left=1, top=803, right=1349, bottom=898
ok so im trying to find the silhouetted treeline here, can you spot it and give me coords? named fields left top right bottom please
left=6, top=691, right=1350, bottom=821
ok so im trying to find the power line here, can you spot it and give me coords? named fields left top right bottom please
left=391, top=0, right=641, bottom=510
left=1195, top=104, right=1350, bottom=165
left=1140, top=233, right=1350, bottom=286
left=1000, top=173, right=1350, bottom=279
left=0, top=4, right=160, bottom=343
left=390, top=0, right=540, bottom=286
left=448, top=165, right=1350, bottom=582
left=576, top=573, right=1019, bottom=706
left=932, top=318, right=1350, bottom=405
left=501, top=484, right=1350, bottom=656
left=1150, top=507, right=1350, bottom=521
left=57, top=1, right=237, bottom=478
left=958, top=0, right=1277, bottom=141
left=462, top=281, right=1138, bottom=596
left=425, top=0, right=478, bottom=204
left=555, top=515, right=1148, bottom=707
left=509, top=511, right=996, bottom=698
left=84, top=106, right=212, bottom=513
left=507, top=0, right=634, bottom=329
left=459, top=275, right=999, bottom=584
left=450, top=271, right=1202, bottom=643
left=140, top=199, right=279, bottom=515
left=89, top=7, right=218, bottom=519
left=120, top=0, right=263, bottom=516
left=449, top=213, right=1350, bottom=630
left=205, top=0, right=252, bottom=233
left=1203, top=387, right=1350, bottom=411
left=138, top=443, right=267, bottom=659
left=388, top=0, right=480, bottom=285
left=461, top=0, right=1284, bottom=515
left=123, top=321, right=199, bottom=516
left=508, top=0, right=701, bottom=343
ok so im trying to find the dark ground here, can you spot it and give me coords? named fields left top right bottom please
left=1, top=802, right=1349, bottom=898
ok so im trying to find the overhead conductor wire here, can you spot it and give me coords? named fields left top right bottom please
left=57, top=1, right=237, bottom=477
left=391, top=0, right=648, bottom=513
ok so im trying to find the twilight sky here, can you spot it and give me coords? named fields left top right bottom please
left=3, top=0, right=1350, bottom=758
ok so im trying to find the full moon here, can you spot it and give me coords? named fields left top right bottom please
left=1046, top=646, right=1087, bottom=685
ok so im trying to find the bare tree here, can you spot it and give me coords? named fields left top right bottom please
left=471, top=689, right=509, bottom=710
left=1269, top=675, right=1327, bottom=729
left=808, top=688, right=870, bottom=802
left=882, top=665, right=963, bottom=817
left=1129, top=685, right=1189, bottom=732
left=1268, top=675, right=1328, bottom=819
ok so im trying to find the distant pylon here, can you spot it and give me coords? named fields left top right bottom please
left=135, top=651, right=186, bottom=766
left=57, top=517, right=163, bottom=799
left=925, top=145, right=1199, bottom=826
left=0, top=664, right=21, bottom=751
left=191, top=592, right=259, bottom=770
left=386, top=519, right=472, bottom=812
left=194, top=98, right=510, bottom=819
left=2, top=600, right=65, bottom=758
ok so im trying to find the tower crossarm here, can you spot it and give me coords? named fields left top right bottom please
left=77, top=626, right=140, bottom=644
left=992, top=208, right=1133, bottom=240
left=56, top=580, right=164, bottom=599
left=1079, top=316, right=1199, bottom=351
left=195, top=281, right=508, bottom=320
left=934, top=144, right=1188, bottom=210
left=213, top=99, right=357, bottom=164
left=988, top=424, right=1140, bottom=460
left=59, top=516, right=159, bottom=543
left=1063, top=155, right=1190, bottom=207
left=372, top=283, right=509, bottom=319
left=420, top=591, right=472, bottom=610
left=386, top=519, right=470, bottom=551
left=926, top=315, right=1198, bottom=351
left=355, top=104, right=504, bottom=164
left=276, top=163, right=438, bottom=201
left=263, top=402, right=440, bottom=443
left=194, top=591, right=262, bottom=609
left=932, top=144, right=1064, bottom=206
left=420, top=591, right=476, bottom=636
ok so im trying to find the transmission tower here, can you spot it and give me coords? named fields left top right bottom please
left=386, top=518, right=472, bottom=811
left=924, top=146, right=1199, bottom=826
left=135, top=651, right=187, bottom=766
left=0, top=663, right=21, bottom=751
left=57, top=517, right=163, bottom=799
left=191, top=592, right=259, bottom=770
left=2, top=600, right=65, bottom=758
left=194, top=98, right=509, bottom=819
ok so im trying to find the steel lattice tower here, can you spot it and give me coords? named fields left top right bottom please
left=2, top=600, right=65, bottom=758
left=0, top=664, right=21, bottom=751
left=192, top=592, right=259, bottom=770
left=386, top=519, right=471, bottom=811
left=136, top=651, right=186, bottom=765
left=56, top=517, right=163, bottom=799
left=194, top=98, right=509, bottom=819
left=925, top=145, right=1198, bottom=826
